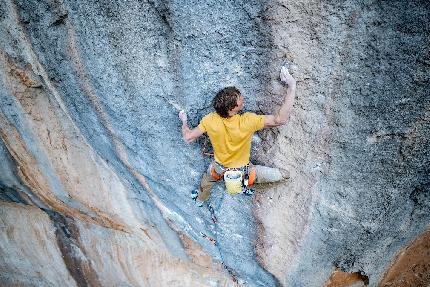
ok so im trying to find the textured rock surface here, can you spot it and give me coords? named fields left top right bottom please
left=379, top=227, right=430, bottom=287
left=0, top=0, right=429, bottom=286
left=0, top=202, right=76, bottom=286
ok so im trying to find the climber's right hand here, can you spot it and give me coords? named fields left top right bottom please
left=179, top=110, right=187, bottom=123
left=280, top=66, right=296, bottom=86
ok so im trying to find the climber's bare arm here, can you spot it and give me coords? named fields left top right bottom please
left=182, top=126, right=204, bottom=144
left=179, top=111, right=204, bottom=144
left=264, top=67, right=297, bottom=128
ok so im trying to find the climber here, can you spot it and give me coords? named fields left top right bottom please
left=179, top=66, right=296, bottom=204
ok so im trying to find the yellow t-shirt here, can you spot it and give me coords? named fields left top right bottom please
left=198, top=112, right=265, bottom=168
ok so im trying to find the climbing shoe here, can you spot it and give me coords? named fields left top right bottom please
left=191, top=189, right=203, bottom=207
left=191, top=189, right=199, bottom=200
left=242, top=187, right=254, bottom=196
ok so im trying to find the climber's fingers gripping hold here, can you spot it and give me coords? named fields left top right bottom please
left=280, top=66, right=296, bottom=86
left=179, top=110, right=187, bottom=123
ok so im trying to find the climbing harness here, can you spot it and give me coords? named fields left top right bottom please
left=210, top=161, right=256, bottom=195
left=242, top=164, right=256, bottom=196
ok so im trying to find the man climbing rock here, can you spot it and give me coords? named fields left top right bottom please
left=179, top=66, right=296, bottom=204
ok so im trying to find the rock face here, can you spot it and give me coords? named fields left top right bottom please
left=0, top=0, right=429, bottom=286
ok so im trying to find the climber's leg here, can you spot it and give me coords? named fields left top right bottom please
left=197, top=165, right=218, bottom=202
left=254, top=165, right=290, bottom=184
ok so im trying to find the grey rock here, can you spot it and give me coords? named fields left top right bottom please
left=0, top=0, right=429, bottom=286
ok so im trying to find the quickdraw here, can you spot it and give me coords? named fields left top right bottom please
left=208, top=203, right=218, bottom=224
left=200, top=232, right=217, bottom=245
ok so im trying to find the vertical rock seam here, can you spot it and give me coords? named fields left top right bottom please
left=48, top=210, right=102, bottom=287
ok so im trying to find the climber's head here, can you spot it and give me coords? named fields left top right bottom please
left=212, top=86, right=244, bottom=118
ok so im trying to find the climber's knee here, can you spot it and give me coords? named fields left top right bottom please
left=279, top=168, right=290, bottom=180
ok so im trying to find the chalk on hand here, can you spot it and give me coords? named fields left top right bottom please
left=179, top=110, right=187, bottom=122
left=168, top=99, right=183, bottom=111
left=281, top=65, right=289, bottom=74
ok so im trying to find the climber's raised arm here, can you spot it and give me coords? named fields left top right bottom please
left=179, top=110, right=204, bottom=144
left=264, top=66, right=297, bottom=128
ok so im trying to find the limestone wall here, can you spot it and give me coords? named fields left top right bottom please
left=0, top=0, right=429, bottom=286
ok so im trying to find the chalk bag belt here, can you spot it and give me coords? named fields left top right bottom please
left=210, top=162, right=256, bottom=193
